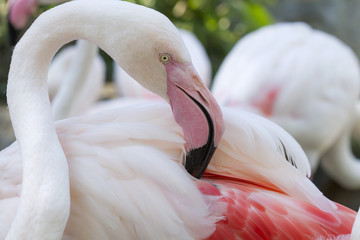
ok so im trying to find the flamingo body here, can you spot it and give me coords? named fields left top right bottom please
left=212, top=22, right=360, bottom=188
left=0, top=102, right=357, bottom=239
left=201, top=179, right=355, bottom=240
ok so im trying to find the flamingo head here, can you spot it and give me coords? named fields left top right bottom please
left=111, top=4, right=225, bottom=178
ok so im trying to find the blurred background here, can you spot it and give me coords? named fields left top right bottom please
left=0, top=0, right=360, bottom=210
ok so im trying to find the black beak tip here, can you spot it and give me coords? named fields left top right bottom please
left=7, top=13, right=20, bottom=46
left=185, top=145, right=216, bottom=179
left=178, top=85, right=217, bottom=179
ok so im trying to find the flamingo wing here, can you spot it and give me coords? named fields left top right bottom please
left=198, top=179, right=355, bottom=240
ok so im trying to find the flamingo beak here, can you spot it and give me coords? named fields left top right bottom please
left=7, top=12, right=20, bottom=46
left=164, top=61, right=225, bottom=179
left=7, top=0, right=38, bottom=45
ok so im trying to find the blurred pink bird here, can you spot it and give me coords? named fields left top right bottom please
left=7, top=0, right=64, bottom=29
left=7, top=0, right=36, bottom=29
left=212, top=22, right=360, bottom=189
left=2, top=1, right=359, bottom=239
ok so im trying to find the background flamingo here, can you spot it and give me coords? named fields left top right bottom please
left=212, top=22, right=360, bottom=190
left=2, top=0, right=359, bottom=239
left=48, top=40, right=105, bottom=120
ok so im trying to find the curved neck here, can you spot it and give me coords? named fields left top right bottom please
left=52, top=40, right=99, bottom=120
left=6, top=1, right=139, bottom=239
left=322, top=121, right=360, bottom=190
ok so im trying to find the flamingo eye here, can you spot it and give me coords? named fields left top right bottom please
left=159, top=54, right=170, bottom=63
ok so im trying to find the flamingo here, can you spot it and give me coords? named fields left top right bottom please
left=212, top=22, right=360, bottom=189
left=7, top=0, right=212, bottom=114
left=114, top=28, right=212, bottom=99
left=1, top=0, right=358, bottom=239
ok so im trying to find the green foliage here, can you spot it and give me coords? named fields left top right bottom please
left=0, top=0, right=7, bottom=45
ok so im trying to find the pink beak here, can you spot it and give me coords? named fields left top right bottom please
left=164, top=60, right=225, bottom=178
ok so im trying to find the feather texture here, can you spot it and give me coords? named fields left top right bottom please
left=1, top=102, right=354, bottom=239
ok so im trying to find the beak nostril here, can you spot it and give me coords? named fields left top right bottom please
left=197, top=91, right=208, bottom=105
left=192, top=75, right=206, bottom=90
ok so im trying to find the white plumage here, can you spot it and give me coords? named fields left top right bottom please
left=2, top=100, right=339, bottom=239
left=212, top=22, right=360, bottom=189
